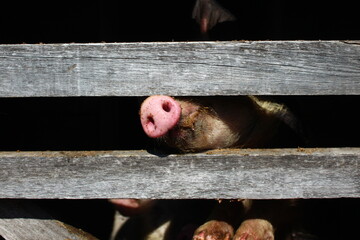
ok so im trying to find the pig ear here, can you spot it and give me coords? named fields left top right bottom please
left=250, top=96, right=305, bottom=138
left=192, top=0, right=237, bottom=33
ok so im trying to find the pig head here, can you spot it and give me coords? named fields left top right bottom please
left=140, top=95, right=300, bottom=152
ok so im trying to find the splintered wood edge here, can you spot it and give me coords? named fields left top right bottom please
left=0, top=200, right=98, bottom=240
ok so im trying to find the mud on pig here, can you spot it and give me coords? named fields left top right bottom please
left=140, top=95, right=302, bottom=152
left=111, top=95, right=306, bottom=240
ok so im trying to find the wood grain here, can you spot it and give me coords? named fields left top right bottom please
left=1, top=41, right=359, bottom=97
left=0, top=148, right=359, bottom=199
left=1, top=41, right=359, bottom=238
left=0, top=200, right=98, bottom=240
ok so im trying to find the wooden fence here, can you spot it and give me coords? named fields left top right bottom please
left=0, top=41, right=359, bottom=239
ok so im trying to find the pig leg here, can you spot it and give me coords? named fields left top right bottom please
left=233, top=200, right=303, bottom=240
left=233, top=219, right=274, bottom=240
left=233, top=218, right=317, bottom=240
left=193, top=220, right=234, bottom=240
left=193, top=200, right=251, bottom=240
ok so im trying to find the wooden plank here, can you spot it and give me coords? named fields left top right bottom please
left=0, top=148, right=359, bottom=199
left=0, top=200, right=98, bottom=240
left=0, top=41, right=359, bottom=97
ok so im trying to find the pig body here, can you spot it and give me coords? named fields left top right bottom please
left=116, top=95, right=303, bottom=240
left=136, top=95, right=304, bottom=240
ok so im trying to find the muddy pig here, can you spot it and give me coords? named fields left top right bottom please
left=140, top=95, right=301, bottom=152
left=139, top=96, right=303, bottom=239
left=115, top=95, right=303, bottom=240
left=114, top=199, right=314, bottom=240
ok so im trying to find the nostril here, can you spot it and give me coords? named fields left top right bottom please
left=162, top=101, right=171, bottom=112
left=146, top=115, right=156, bottom=132
left=147, top=115, right=155, bottom=124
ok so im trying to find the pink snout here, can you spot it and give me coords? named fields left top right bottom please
left=140, top=95, right=181, bottom=138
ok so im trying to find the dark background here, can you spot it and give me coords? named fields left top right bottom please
left=0, top=1, right=359, bottom=239
left=0, top=0, right=359, bottom=151
left=1, top=0, right=359, bottom=44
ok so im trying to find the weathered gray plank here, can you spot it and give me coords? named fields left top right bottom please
left=0, top=200, right=98, bottom=240
left=0, top=41, right=359, bottom=97
left=0, top=148, right=359, bottom=199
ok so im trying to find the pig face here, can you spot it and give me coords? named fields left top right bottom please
left=161, top=98, right=251, bottom=152
left=140, top=95, right=286, bottom=152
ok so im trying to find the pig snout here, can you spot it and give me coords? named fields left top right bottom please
left=140, top=95, right=181, bottom=138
